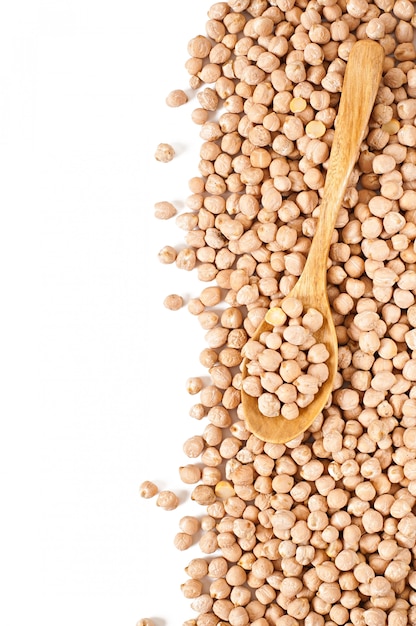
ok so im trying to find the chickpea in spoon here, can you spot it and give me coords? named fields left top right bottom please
left=242, top=297, right=330, bottom=420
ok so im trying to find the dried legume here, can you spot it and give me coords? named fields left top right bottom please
left=143, top=1, right=416, bottom=624
left=139, top=481, right=158, bottom=499
left=154, top=201, right=177, bottom=220
left=156, top=490, right=179, bottom=511
left=163, top=294, right=184, bottom=311
left=166, top=89, right=189, bottom=107
left=154, top=143, right=175, bottom=162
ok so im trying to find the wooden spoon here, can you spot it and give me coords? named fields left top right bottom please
left=241, top=40, right=384, bottom=444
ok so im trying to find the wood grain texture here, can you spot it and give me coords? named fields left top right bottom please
left=241, top=40, right=384, bottom=444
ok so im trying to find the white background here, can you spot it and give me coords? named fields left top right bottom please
left=0, top=1, right=216, bottom=625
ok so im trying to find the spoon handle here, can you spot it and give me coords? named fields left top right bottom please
left=302, top=40, right=384, bottom=280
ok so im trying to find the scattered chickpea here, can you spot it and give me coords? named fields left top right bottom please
left=179, top=464, right=201, bottom=484
left=163, top=294, right=184, bottom=311
left=186, top=377, right=203, bottom=395
left=156, top=490, right=179, bottom=511
left=181, top=578, right=203, bottom=599
left=179, top=515, right=201, bottom=536
left=139, top=480, right=158, bottom=499
left=154, top=142, right=175, bottom=163
left=158, top=245, right=177, bottom=264
left=166, top=89, right=188, bottom=107
left=174, top=532, right=194, bottom=551
left=154, top=201, right=177, bottom=220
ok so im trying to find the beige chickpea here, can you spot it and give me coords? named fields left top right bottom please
left=174, top=532, right=194, bottom=551
left=166, top=89, right=188, bottom=107
left=154, top=200, right=177, bottom=220
left=154, top=142, right=175, bottom=163
left=163, top=294, right=184, bottom=311
left=139, top=480, right=158, bottom=499
left=156, top=490, right=179, bottom=511
left=157, top=245, right=177, bottom=265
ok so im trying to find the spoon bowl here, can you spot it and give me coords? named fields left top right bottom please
left=241, top=285, right=337, bottom=444
left=241, top=40, right=385, bottom=444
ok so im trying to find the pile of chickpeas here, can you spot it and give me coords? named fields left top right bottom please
left=149, top=0, right=416, bottom=625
